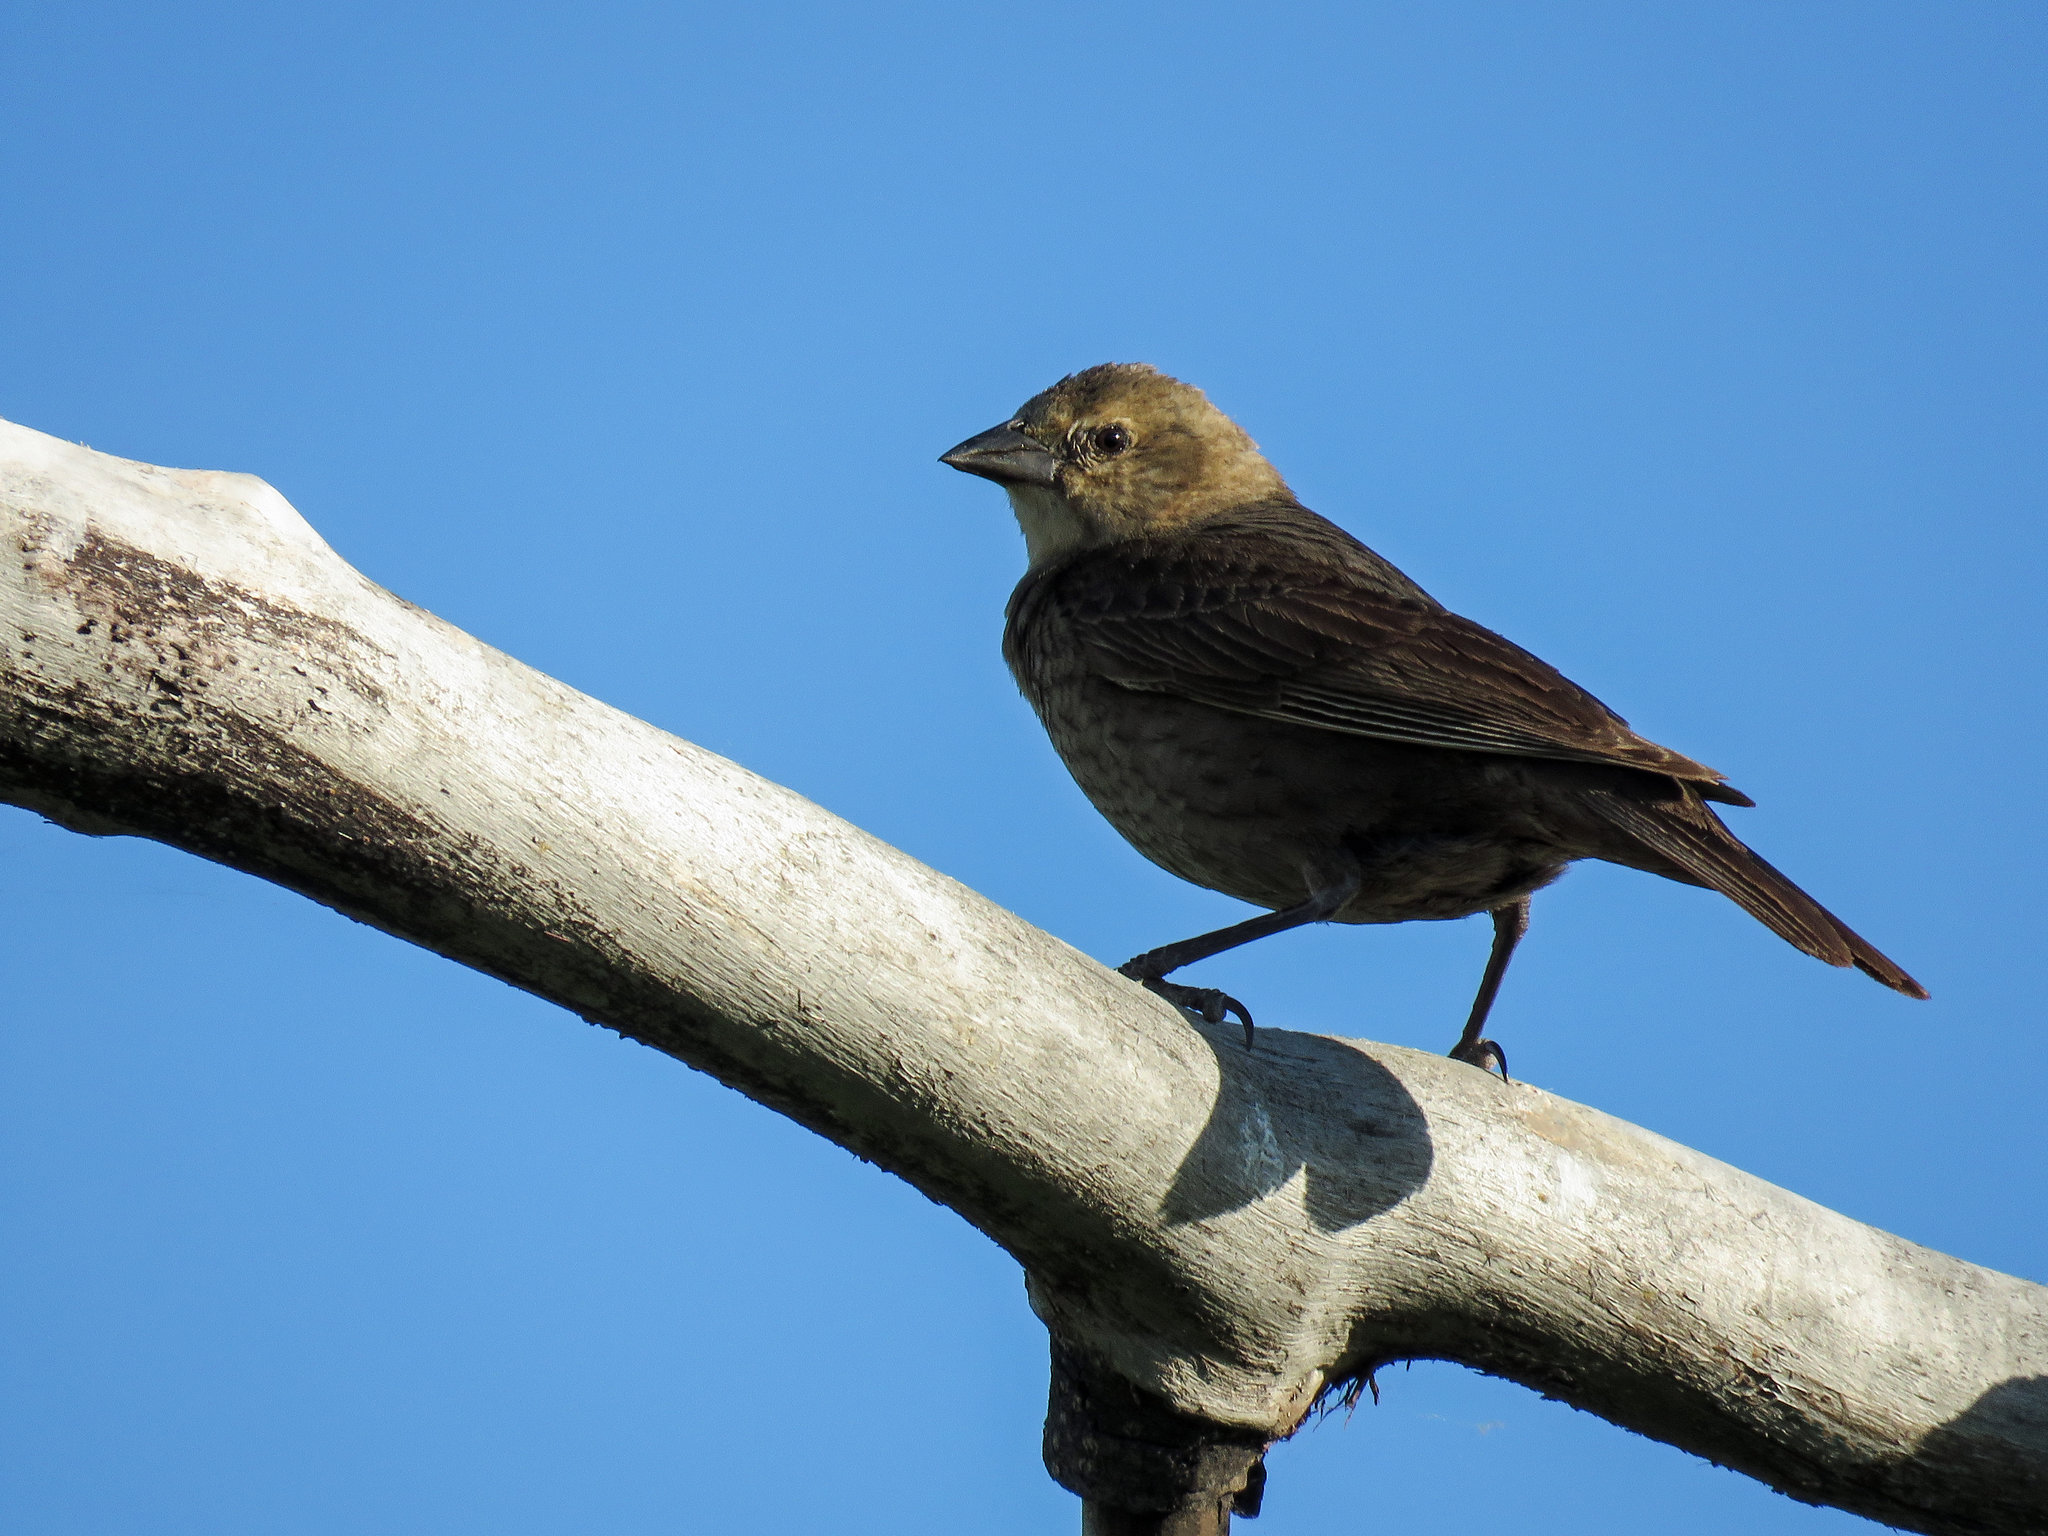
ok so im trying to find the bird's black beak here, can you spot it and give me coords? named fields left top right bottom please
left=939, top=423, right=1059, bottom=488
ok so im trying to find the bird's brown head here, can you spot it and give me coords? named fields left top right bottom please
left=941, top=364, right=1291, bottom=565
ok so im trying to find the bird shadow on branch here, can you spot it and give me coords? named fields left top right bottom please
left=1162, top=1022, right=1432, bottom=1231
left=1906, top=1376, right=2048, bottom=1521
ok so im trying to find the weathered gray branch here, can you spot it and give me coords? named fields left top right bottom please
left=1, top=418, right=2041, bottom=1534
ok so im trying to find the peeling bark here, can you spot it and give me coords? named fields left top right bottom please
left=0, top=419, right=2041, bottom=1533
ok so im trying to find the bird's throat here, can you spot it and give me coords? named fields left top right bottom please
left=1006, top=484, right=1097, bottom=567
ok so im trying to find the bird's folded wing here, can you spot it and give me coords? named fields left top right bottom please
left=1037, top=540, right=1749, bottom=800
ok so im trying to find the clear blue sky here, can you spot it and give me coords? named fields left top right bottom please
left=2, top=3, right=2042, bottom=1531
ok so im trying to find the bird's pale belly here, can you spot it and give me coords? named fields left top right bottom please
left=1032, top=674, right=1569, bottom=923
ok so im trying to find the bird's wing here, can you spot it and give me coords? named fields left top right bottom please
left=1021, top=526, right=1750, bottom=801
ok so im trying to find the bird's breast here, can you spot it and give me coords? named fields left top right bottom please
left=1008, top=621, right=1569, bottom=921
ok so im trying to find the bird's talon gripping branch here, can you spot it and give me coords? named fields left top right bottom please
left=1121, top=969, right=1258, bottom=1049
left=1449, top=1037, right=1511, bottom=1084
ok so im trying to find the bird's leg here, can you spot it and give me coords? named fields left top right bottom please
left=1120, top=866, right=1363, bottom=1049
left=1448, top=899, right=1532, bottom=1082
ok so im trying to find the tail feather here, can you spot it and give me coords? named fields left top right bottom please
left=1589, top=786, right=1928, bottom=1000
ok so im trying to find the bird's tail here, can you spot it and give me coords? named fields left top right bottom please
left=1586, top=784, right=1928, bottom=999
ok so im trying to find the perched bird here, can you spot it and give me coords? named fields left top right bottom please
left=941, top=363, right=1925, bottom=1076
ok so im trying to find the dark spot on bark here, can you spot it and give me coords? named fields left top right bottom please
left=0, top=525, right=661, bottom=1033
left=25, top=524, right=389, bottom=709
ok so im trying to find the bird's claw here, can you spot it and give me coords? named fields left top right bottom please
left=1449, top=1036, right=1511, bottom=1083
left=1120, top=968, right=1257, bottom=1048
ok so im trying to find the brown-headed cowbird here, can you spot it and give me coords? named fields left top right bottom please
left=941, top=363, right=1925, bottom=1077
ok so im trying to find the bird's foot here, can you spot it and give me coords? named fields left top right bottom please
left=1118, top=965, right=1256, bottom=1049
left=1449, top=1036, right=1511, bottom=1084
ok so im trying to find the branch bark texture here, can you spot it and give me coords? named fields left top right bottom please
left=0, top=419, right=2041, bottom=1533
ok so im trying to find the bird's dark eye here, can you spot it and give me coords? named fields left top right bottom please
left=1093, top=424, right=1132, bottom=458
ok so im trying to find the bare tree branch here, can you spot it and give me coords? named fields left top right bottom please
left=1, top=418, right=2041, bottom=1534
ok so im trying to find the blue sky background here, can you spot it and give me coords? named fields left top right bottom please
left=2, top=3, right=2043, bottom=1531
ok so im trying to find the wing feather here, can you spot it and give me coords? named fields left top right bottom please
left=1008, top=505, right=1752, bottom=803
